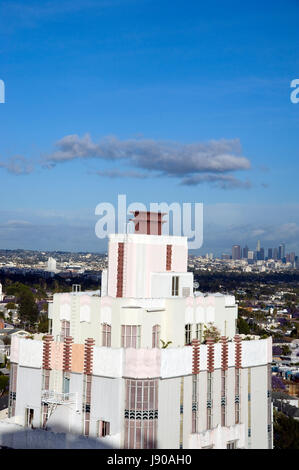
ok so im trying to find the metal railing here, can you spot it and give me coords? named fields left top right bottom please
left=41, top=390, right=77, bottom=405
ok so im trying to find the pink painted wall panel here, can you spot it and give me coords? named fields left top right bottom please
left=124, top=240, right=137, bottom=298
left=124, top=348, right=161, bottom=378
left=108, top=240, right=118, bottom=297
left=71, top=343, right=84, bottom=373
left=145, top=244, right=166, bottom=297
left=50, top=342, right=64, bottom=371
left=171, top=244, right=188, bottom=272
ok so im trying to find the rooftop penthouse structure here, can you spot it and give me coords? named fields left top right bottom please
left=7, top=212, right=273, bottom=449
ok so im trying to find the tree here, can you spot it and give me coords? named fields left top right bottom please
left=274, top=410, right=299, bottom=449
left=2, top=336, right=11, bottom=345
left=0, top=375, right=9, bottom=397
left=38, top=315, right=49, bottom=333
left=272, top=375, right=286, bottom=391
left=282, top=345, right=291, bottom=356
left=273, top=346, right=282, bottom=356
left=237, top=317, right=250, bottom=335
left=18, top=287, right=39, bottom=329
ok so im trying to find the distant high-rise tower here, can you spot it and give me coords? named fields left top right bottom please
left=267, top=248, right=273, bottom=259
left=232, top=245, right=241, bottom=260
left=256, top=240, right=261, bottom=252
left=278, top=243, right=285, bottom=260
left=273, top=248, right=278, bottom=261
left=242, top=245, right=249, bottom=259
left=290, top=252, right=296, bottom=263
left=257, top=247, right=265, bottom=261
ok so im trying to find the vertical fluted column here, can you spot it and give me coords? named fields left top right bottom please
left=206, top=337, right=214, bottom=430
left=42, top=334, right=54, bottom=389
left=191, top=339, right=200, bottom=433
left=83, top=338, right=95, bottom=436
left=234, top=334, right=242, bottom=424
left=63, top=336, right=73, bottom=372
left=221, top=336, right=228, bottom=426
left=206, top=337, right=215, bottom=373
left=42, top=334, right=53, bottom=428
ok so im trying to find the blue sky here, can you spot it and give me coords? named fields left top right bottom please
left=0, top=0, right=298, bottom=255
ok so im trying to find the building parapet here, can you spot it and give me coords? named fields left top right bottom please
left=11, top=336, right=272, bottom=379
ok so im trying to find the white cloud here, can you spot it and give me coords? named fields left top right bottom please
left=45, top=133, right=251, bottom=188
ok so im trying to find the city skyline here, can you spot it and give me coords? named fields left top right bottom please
left=230, top=241, right=296, bottom=260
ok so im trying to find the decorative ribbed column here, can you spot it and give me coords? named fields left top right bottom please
left=192, top=339, right=200, bottom=374
left=234, top=334, right=242, bottom=424
left=221, top=336, right=228, bottom=371
left=234, top=334, right=242, bottom=369
left=42, top=334, right=53, bottom=428
left=221, top=336, right=228, bottom=426
left=191, top=339, right=200, bottom=433
left=83, top=338, right=95, bottom=436
left=42, top=334, right=53, bottom=371
left=206, top=337, right=215, bottom=373
left=206, top=337, right=214, bottom=430
left=84, top=338, right=95, bottom=375
left=166, top=244, right=172, bottom=271
left=63, top=336, right=73, bottom=372
left=8, top=363, right=18, bottom=418
left=116, top=242, right=124, bottom=298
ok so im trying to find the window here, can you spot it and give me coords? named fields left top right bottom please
left=221, top=404, right=226, bottom=427
left=221, top=370, right=226, bottom=426
left=207, top=407, right=212, bottom=430
left=49, top=319, right=53, bottom=335
left=124, top=379, right=158, bottom=449
left=60, top=320, right=70, bottom=341
left=192, top=375, right=199, bottom=433
left=207, top=372, right=213, bottom=430
left=63, top=374, right=70, bottom=394
left=195, top=323, right=203, bottom=342
left=185, top=324, right=192, bottom=345
left=227, top=440, right=237, bottom=449
left=172, top=276, right=179, bottom=296
left=25, top=408, right=34, bottom=428
left=43, top=369, right=50, bottom=391
left=121, top=325, right=141, bottom=348
left=98, top=420, right=110, bottom=438
left=102, top=323, right=111, bottom=347
left=235, top=369, right=240, bottom=424
left=221, top=370, right=226, bottom=396
left=152, top=325, right=161, bottom=348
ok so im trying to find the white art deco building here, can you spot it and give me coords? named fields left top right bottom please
left=7, top=212, right=273, bottom=449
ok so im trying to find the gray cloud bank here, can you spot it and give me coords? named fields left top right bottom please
left=44, top=134, right=251, bottom=188
left=0, top=204, right=298, bottom=254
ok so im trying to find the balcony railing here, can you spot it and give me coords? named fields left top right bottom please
left=41, top=390, right=77, bottom=405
